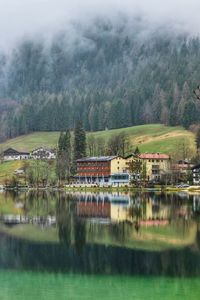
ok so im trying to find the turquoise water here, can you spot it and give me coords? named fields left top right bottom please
left=0, top=271, right=200, bottom=300
left=0, top=191, right=200, bottom=299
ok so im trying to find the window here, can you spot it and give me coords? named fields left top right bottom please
left=152, top=170, right=159, bottom=175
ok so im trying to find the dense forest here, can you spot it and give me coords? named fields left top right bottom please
left=0, top=16, right=200, bottom=141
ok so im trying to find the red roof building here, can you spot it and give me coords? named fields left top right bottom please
left=138, top=153, right=170, bottom=160
left=126, top=152, right=171, bottom=182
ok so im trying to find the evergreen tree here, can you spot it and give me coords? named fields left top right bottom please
left=56, top=129, right=72, bottom=183
left=58, top=131, right=65, bottom=153
left=64, top=129, right=72, bottom=179
left=74, top=121, right=86, bottom=161
left=134, top=146, right=140, bottom=155
left=58, top=130, right=71, bottom=153
left=2, top=20, right=200, bottom=140
left=169, top=83, right=180, bottom=126
left=64, top=129, right=71, bottom=152
left=182, top=101, right=197, bottom=129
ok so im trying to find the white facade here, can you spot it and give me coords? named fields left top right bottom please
left=2, top=148, right=30, bottom=161
left=4, top=154, right=30, bottom=161
left=31, top=147, right=56, bottom=160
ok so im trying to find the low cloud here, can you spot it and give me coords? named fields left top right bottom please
left=0, top=0, right=200, bottom=49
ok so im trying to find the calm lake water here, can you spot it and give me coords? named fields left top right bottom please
left=0, top=191, right=200, bottom=299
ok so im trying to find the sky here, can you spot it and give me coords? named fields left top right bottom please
left=0, top=0, right=200, bottom=48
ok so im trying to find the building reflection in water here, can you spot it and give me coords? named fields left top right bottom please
left=75, top=192, right=195, bottom=225
left=0, top=191, right=200, bottom=276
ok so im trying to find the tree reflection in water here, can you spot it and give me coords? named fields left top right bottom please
left=56, top=194, right=86, bottom=253
left=0, top=191, right=200, bottom=275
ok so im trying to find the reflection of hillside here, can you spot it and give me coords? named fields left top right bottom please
left=1, top=231, right=200, bottom=276
left=0, top=191, right=24, bottom=215
left=0, top=191, right=199, bottom=252
left=0, top=224, right=58, bottom=243
left=86, top=220, right=197, bottom=251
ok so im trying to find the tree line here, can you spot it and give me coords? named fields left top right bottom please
left=1, top=17, right=200, bottom=141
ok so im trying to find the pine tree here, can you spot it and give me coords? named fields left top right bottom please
left=56, top=129, right=72, bottom=183
left=64, top=129, right=72, bottom=180
left=134, top=146, right=140, bottom=155
left=182, top=101, right=197, bottom=129
left=58, top=130, right=71, bottom=152
left=169, top=83, right=180, bottom=126
left=74, top=121, right=86, bottom=161
left=63, top=130, right=71, bottom=152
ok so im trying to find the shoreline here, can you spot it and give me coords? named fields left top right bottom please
left=1, top=185, right=200, bottom=194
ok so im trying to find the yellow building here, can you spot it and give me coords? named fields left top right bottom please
left=126, top=153, right=171, bottom=181
left=110, top=156, right=127, bottom=174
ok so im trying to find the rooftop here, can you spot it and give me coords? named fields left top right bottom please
left=77, top=156, right=117, bottom=162
left=3, top=148, right=30, bottom=155
left=138, top=153, right=170, bottom=159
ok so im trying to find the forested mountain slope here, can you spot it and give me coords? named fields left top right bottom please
left=0, top=17, right=200, bottom=141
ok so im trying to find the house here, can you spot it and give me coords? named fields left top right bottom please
left=2, top=148, right=30, bottom=161
left=173, top=160, right=193, bottom=171
left=192, top=164, right=200, bottom=185
left=171, top=160, right=193, bottom=182
left=139, top=153, right=171, bottom=181
left=76, top=156, right=127, bottom=185
left=31, top=147, right=56, bottom=160
left=126, top=153, right=171, bottom=182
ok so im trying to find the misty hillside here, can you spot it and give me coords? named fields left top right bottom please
left=0, top=17, right=200, bottom=141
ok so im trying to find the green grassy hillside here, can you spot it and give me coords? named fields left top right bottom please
left=0, top=124, right=196, bottom=157
left=88, top=124, right=196, bottom=156
left=0, top=123, right=196, bottom=184
left=0, top=124, right=195, bottom=156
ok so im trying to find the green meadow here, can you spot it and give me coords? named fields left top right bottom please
left=0, top=124, right=196, bottom=155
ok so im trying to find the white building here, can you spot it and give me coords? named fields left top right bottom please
left=31, top=147, right=56, bottom=160
left=2, top=148, right=30, bottom=161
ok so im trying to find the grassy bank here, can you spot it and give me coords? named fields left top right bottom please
left=0, top=161, right=24, bottom=184
left=0, top=160, right=57, bottom=185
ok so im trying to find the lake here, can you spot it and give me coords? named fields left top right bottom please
left=0, top=190, right=200, bottom=299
